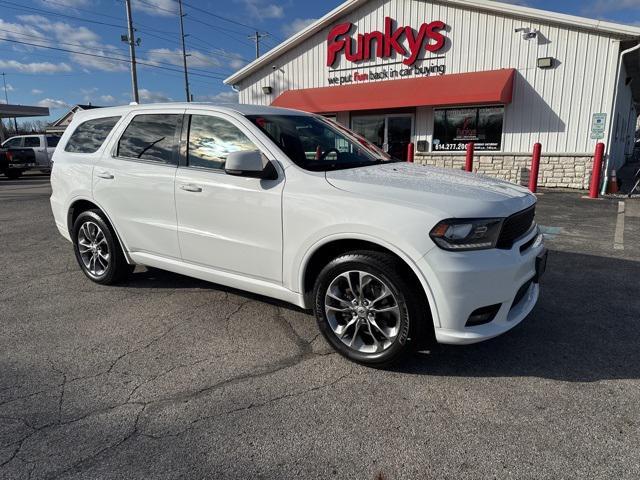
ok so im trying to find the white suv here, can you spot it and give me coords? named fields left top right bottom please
left=50, top=103, right=547, bottom=365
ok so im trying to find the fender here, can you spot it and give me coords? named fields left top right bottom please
left=66, top=195, right=135, bottom=265
left=296, top=232, right=440, bottom=326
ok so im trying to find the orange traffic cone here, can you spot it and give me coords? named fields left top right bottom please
left=608, top=169, right=620, bottom=194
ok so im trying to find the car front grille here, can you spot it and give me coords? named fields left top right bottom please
left=497, top=205, right=536, bottom=250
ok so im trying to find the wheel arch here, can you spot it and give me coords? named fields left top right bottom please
left=299, top=235, right=439, bottom=329
left=67, top=197, right=134, bottom=265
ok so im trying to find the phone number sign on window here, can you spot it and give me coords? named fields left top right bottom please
left=433, top=106, right=504, bottom=152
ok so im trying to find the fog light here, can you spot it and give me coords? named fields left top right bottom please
left=466, top=304, right=501, bottom=327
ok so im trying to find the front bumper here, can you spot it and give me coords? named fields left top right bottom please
left=418, top=227, right=545, bottom=345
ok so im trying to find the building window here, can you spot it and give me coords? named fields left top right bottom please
left=433, top=106, right=504, bottom=152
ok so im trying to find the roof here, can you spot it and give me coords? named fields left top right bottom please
left=224, top=0, right=640, bottom=86
left=271, top=69, right=516, bottom=112
left=49, top=103, right=104, bottom=128
left=0, top=104, right=49, bottom=118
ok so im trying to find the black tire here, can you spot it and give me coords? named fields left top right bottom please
left=72, top=209, right=132, bottom=285
left=313, top=250, right=430, bottom=367
left=6, top=170, right=21, bottom=180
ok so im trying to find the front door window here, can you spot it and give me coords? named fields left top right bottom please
left=351, top=114, right=413, bottom=161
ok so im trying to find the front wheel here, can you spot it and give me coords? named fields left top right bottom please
left=5, top=170, right=21, bottom=180
left=313, top=251, right=428, bottom=367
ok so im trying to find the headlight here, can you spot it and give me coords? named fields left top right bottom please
left=430, top=218, right=504, bottom=251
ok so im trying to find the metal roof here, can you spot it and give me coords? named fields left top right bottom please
left=224, top=0, right=640, bottom=86
left=0, top=104, right=49, bottom=118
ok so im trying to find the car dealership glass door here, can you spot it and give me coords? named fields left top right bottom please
left=351, top=114, right=413, bottom=161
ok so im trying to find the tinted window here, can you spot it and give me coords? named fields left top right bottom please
left=433, top=107, right=504, bottom=152
left=3, top=138, right=22, bottom=148
left=188, top=115, right=257, bottom=170
left=24, top=137, right=41, bottom=148
left=118, top=114, right=180, bottom=164
left=47, top=136, right=60, bottom=148
left=248, top=114, right=394, bottom=171
left=65, top=116, right=120, bottom=154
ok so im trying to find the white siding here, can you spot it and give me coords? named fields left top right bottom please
left=236, top=0, right=623, bottom=155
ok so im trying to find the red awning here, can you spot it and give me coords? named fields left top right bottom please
left=272, top=69, right=516, bottom=113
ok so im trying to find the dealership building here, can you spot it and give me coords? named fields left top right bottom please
left=224, top=0, right=640, bottom=189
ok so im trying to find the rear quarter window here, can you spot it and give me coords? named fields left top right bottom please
left=47, top=136, right=60, bottom=148
left=64, top=116, right=121, bottom=154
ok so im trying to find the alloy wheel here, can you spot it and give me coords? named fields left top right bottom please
left=77, top=221, right=110, bottom=278
left=324, top=270, right=401, bottom=354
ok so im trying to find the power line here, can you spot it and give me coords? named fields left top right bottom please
left=0, top=37, right=228, bottom=80
left=0, top=28, right=233, bottom=76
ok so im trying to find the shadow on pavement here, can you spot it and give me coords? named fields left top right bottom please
left=397, top=249, right=640, bottom=382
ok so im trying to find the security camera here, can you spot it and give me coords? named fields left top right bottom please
left=514, top=27, right=538, bottom=40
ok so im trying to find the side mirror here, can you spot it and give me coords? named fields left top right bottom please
left=225, top=150, right=278, bottom=180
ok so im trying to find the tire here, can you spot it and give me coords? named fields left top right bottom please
left=6, top=170, right=21, bottom=180
left=313, top=250, right=430, bottom=367
left=72, top=209, right=132, bottom=285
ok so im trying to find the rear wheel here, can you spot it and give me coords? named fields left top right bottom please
left=5, top=170, right=21, bottom=180
left=72, top=210, right=132, bottom=284
left=313, top=251, right=429, bottom=366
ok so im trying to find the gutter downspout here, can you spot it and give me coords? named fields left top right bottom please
left=601, top=39, right=640, bottom=195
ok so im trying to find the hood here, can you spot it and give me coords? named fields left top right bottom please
left=325, top=163, right=536, bottom=218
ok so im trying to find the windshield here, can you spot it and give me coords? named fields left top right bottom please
left=247, top=114, right=396, bottom=171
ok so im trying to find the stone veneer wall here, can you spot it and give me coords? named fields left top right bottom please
left=414, top=154, right=593, bottom=190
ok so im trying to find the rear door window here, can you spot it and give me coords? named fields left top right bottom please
left=117, top=114, right=181, bottom=165
left=65, top=116, right=121, bottom=154
left=24, top=137, right=42, bottom=148
left=3, top=137, right=22, bottom=148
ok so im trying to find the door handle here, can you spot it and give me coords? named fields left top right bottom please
left=180, top=183, right=203, bottom=193
left=96, top=171, right=114, bottom=180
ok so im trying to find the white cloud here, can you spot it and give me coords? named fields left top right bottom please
left=132, top=0, right=178, bottom=17
left=17, top=15, right=127, bottom=72
left=282, top=18, right=317, bottom=37
left=0, top=59, right=72, bottom=73
left=37, top=98, right=70, bottom=109
left=0, top=18, right=48, bottom=44
left=31, top=89, right=43, bottom=94
left=99, top=95, right=116, bottom=104
left=138, top=89, right=173, bottom=103
left=242, top=0, right=284, bottom=19
left=194, top=91, right=239, bottom=104
left=145, top=48, right=221, bottom=69
left=38, top=0, right=90, bottom=8
left=5, top=83, right=15, bottom=92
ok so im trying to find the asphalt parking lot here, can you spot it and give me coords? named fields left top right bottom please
left=1, top=173, right=639, bottom=480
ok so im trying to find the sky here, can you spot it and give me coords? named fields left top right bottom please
left=0, top=0, right=638, bottom=122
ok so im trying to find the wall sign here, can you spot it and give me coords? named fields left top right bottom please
left=327, top=17, right=447, bottom=67
left=590, top=113, right=606, bottom=140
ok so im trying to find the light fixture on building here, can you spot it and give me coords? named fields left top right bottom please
left=515, top=27, right=538, bottom=40
left=262, top=86, right=273, bottom=95
left=537, top=57, right=554, bottom=69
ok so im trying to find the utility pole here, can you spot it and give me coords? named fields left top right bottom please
left=178, top=0, right=190, bottom=102
left=1, top=73, right=18, bottom=133
left=249, top=31, right=269, bottom=59
left=123, top=0, right=139, bottom=103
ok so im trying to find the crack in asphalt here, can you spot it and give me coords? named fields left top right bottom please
left=0, top=294, right=338, bottom=478
left=140, top=367, right=353, bottom=440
